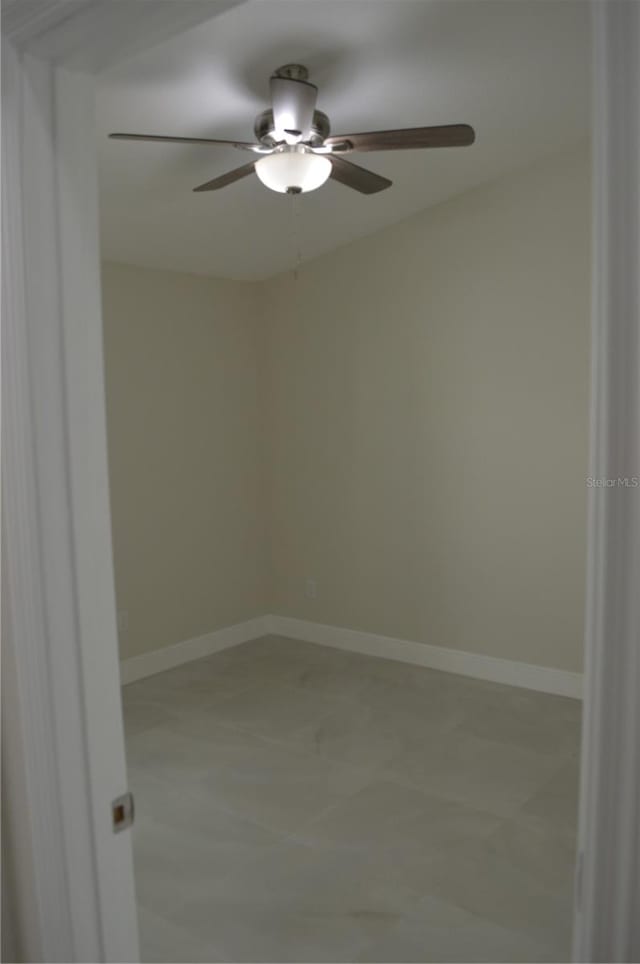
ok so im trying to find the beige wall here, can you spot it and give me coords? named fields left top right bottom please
left=264, top=146, right=590, bottom=672
left=102, top=262, right=265, bottom=659
left=103, top=145, right=590, bottom=672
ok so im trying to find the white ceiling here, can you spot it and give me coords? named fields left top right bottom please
left=97, top=0, right=590, bottom=281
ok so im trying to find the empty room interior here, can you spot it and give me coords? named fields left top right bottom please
left=98, top=2, right=590, bottom=961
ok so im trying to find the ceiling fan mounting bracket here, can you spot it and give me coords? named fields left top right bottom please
left=254, top=108, right=330, bottom=147
left=273, top=64, right=309, bottom=82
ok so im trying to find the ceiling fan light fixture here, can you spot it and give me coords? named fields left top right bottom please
left=255, top=146, right=331, bottom=194
left=111, top=64, right=476, bottom=197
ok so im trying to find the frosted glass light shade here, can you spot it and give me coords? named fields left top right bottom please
left=255, top=147, right=331, bottom=194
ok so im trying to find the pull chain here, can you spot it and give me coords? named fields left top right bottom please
left=289, top=189, right=303, bottom=281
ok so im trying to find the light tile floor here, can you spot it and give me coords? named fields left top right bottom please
left=123, top=635, right=581, bottom=963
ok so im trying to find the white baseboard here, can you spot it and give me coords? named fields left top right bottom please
left=120, top=612, right=583, bottom=699
left=120, top=616, right=268, bottom=685
left=264, top=614, right=583, bottom=699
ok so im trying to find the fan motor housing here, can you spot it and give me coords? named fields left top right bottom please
left=254, top=108, right=330, bottom=148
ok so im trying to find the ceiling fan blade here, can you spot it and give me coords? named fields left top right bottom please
left=193, top=162, right=256, bottom=192
left=325, top=124, right=475, bottom=153
left=109, top=133, right=267, bottom=152
left=270, top=76, right=318, bottom=141
left=329, top=156, right=391, bottom=194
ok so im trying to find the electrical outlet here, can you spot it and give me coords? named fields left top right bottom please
left=305, top=579, right=317, bottom=599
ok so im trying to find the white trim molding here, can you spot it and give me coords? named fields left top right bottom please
left=2, top=42, right=95, bottom=964
left=573, top=3, right=640, bottom=961
left=266, top=615, right=583, bottom=699
left=120, top=618, right=269, bottom=685
left=123, top=614, right=582, bottom=699
left=3, top=47, right=139, bottom=963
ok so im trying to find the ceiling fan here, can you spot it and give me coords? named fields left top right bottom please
left=109, top=64, right=475, bottom=196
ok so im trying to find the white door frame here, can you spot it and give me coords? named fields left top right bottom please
left=573, top=2, right=640, bottom=961
left=2, top=2, right=638, bottom=961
